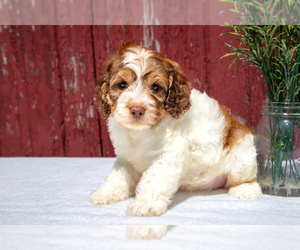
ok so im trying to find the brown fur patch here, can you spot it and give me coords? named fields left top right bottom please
left=151, top=93, right=166, bottom=119
left=94, top=74, right=111, bottom=120
left=125, top=102, right=146, bottom=110
left=218, top=104, right=252, bottom=152
left=109, top=68, right=137, bottom=105
left=111, top=68, right=137, bottom=88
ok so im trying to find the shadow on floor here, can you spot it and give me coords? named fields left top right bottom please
left=169, top=188, right=228, bottom=210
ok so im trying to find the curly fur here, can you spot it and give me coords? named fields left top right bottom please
left=165, top=62, right=192, bottom=118
left=94, top=75, right=111, bottom=119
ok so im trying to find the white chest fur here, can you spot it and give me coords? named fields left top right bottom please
left=108, top=117, right=169, bottom=172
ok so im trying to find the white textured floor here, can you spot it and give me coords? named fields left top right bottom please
left=1, top=225, right=300, bottom=250
left=1, top=157, right=300, bottom=249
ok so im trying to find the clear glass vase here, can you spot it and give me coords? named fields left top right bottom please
left=255, top=100, right=300, bottom=196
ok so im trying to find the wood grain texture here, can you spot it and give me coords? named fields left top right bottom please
left=56, top=25, right=100, bottom=156
left=0, top=26, right=64, bottom=156
left=0, top=25, right=267, bottom=157
left=0, top=0, right=235, bottom=25
left=0, top=0, right=56, bottom=25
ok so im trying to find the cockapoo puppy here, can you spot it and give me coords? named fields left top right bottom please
left=90, top=41, right=262, bottom=217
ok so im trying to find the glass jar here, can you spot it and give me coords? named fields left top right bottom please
left=255, top=100, right=300, bottom=196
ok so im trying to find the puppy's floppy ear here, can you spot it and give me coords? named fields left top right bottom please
left=94, top=72, right=111, bottom=120
left=165, top=61, right=192, bottom=119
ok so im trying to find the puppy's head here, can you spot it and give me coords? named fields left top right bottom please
left=95, top=41, right=191, bottom=130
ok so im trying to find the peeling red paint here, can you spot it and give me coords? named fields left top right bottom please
left=56, top=26, right=100, bottom=157
left=0, top=0, right=235, bottom=25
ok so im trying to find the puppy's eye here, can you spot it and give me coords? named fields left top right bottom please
left=119, top=81, right=128, bottom=89
left=150, top=84, right=160, bottom=91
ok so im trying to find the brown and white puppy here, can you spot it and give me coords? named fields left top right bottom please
left=90, top=41, right=262, bottom=217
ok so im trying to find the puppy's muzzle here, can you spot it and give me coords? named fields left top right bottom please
left=130, top=106, right=145, bottom=118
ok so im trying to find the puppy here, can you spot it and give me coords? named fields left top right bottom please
left=90, top=41, right=262, bottom=217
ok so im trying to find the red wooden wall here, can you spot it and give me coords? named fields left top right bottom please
left=0, top=25, right=267, bottom=157
left=0, top=0, right=234, bottom=25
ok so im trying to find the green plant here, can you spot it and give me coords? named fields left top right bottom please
left=222, top=25, right=300, bottom=193
left=221, top=25, right=300, bottom=102
left=220, top=0, right=300, bottom=25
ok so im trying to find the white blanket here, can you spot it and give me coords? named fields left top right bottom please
left=1, top=158, right=300, bottom=249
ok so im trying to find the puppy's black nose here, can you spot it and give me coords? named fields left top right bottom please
left=130, top=106, right=145, bottom=118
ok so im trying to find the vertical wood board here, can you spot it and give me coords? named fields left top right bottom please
left=0, top=26, right=64, bottom=156
left=56, top=25, right=100, bottom=156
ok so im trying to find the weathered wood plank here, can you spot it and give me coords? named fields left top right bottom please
left=205, top=26, right=266, bottom=127
left=205, top=26, right=251, bottom=123
left=91, top=25, right=114, bottom=157
left=0, top=25, right=64, bottom=156
left=245, top=67, right=268, bottom=127
left=0, top=0, right=56, bottom=25
left=0, top=25, right=30, bottom=156
left=55, top=25, right=100, bottom=156
left=55, top=0, right=93, bottom=25
left=162, top=26, right=206, bottom=91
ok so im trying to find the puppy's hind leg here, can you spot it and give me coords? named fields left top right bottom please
left=225, top=135, right=262, bottom=200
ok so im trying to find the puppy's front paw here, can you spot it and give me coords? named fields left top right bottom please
left=126, top=199, right=168, bottom=217
left=228, top=182, right=262, bottom=200
left=90, top=185, right=129, bottom=205
left=126, top=225, right=168, bottom=240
